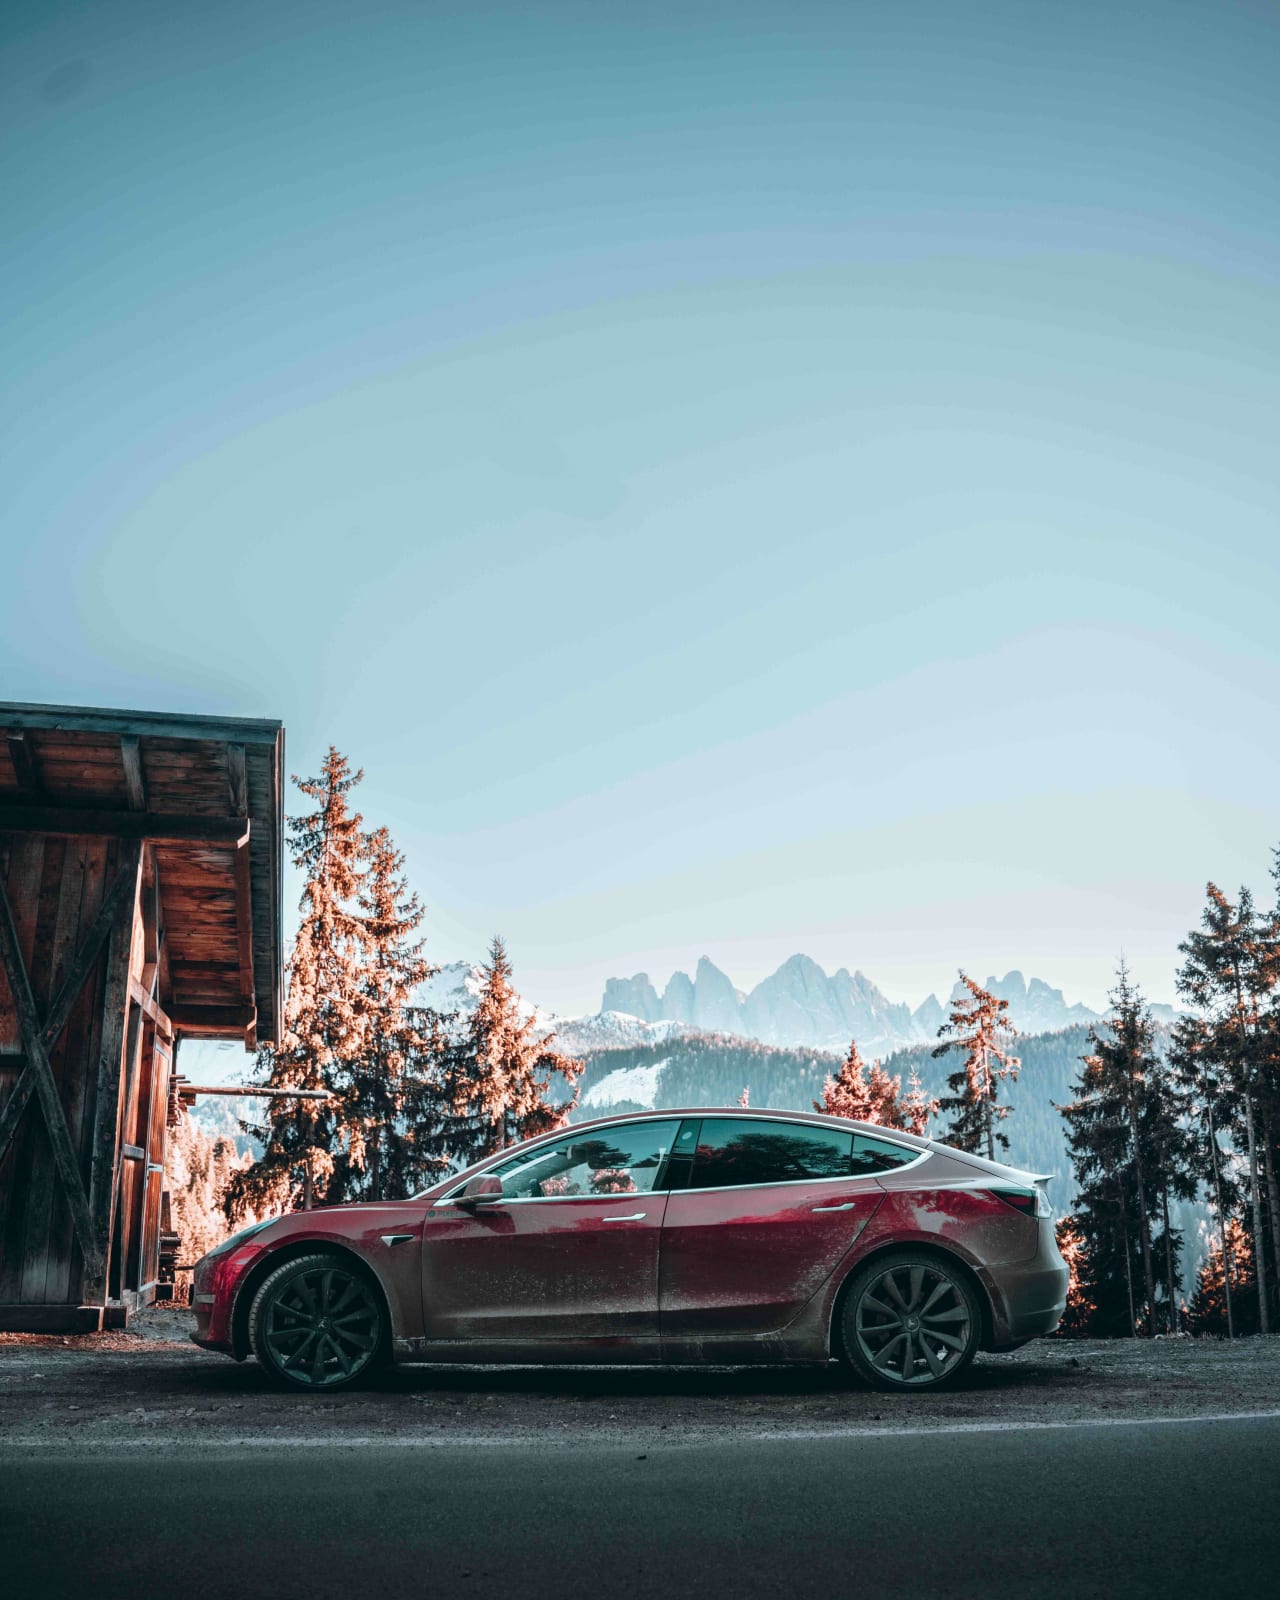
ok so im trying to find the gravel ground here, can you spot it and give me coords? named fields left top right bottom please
left=2, top=1308, right=1279, bottom=1449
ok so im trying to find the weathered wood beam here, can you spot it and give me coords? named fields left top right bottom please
left=0, top=865, right=117, bottom=1275
left=179, top=1084, right=329, bottom=1099
left=226, top=742, right=256, bottom=1045
left=140, top=849, right=160, bottom=992
left=233, top=839, right=255, bottom=1000
left=0, top=807, right=250, bottom=848
left=118, top=1000, right=146, bottom=1178
left=128, top=977, right=172, bottom=1040
left=169, top=1002, right=256, bottom=1035
left=227, top=742, right=248, bottom=818
left=0, top=1067, right=37, bottom=1169
left=0, top=704, right=282, bottom=746
left=5, top=734, right=41, bottom=795
left=0, top=1303, right=103, bottom=1333
left=41, top=857, right=141, bottom=1055
left=120, top=735, right=146, bottom=811
left=83, top=840, right=144, bottom=1302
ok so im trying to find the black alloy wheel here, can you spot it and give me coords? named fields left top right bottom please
left=249, top=1253, right=386, bottom=1391
left=839, top=1248, right=982, bottom=1391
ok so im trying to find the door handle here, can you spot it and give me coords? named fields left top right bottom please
left=811, top=1201, right=859, bottom=1213
left=602, top=1212, right=647, bottom=1222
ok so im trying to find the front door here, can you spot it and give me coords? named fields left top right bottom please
left=659, top=1117, right=894, bottom=1338
left=421, top=1119, right=683, bottom=1344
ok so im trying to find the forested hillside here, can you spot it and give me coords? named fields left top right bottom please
left=576, top=1032, right=840, bottom=1119
left=878, top=1026, right=1100, bottom=1195
left=577, top=1024, right=1157, bottom=1207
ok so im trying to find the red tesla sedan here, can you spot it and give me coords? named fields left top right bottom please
left=192, top=1107, right=1068, bottom=1393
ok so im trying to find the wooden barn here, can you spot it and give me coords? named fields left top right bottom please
left=0, top=703, right=284, bottom=1331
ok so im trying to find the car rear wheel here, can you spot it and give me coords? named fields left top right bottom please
left=249, top=1253, right=387, bottom=1391
left=838, top=1249, right=982, bottom=1391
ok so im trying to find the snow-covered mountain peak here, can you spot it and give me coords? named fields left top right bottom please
left=594, top=955, right=1118, bottom=1057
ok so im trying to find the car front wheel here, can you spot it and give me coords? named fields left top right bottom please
left=249, top=1253, right=387, bottom=1391
left=838, top=1249, right=982, bottom=1391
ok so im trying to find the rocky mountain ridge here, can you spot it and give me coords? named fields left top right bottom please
left=600, top=954, right=1151, bottom=1057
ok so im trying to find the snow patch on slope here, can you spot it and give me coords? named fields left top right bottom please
left=555, top=1012, right=690, bottom=1054
left=582, top=1058, right=671, bottom=1111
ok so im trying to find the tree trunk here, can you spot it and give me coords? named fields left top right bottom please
left=1126, top=1084, right=1157, bottom=1334
left=1206, top=1101, right=1235, bottom=1339
left=1244, top=1094, right=1270, bottom=1335
left=982, top=1039, right=995, bottom=1161
left=1262, top=1112, right=1280, bottom=1330
left=1120, top=1196, right=1137, bottom=1339
left=1231, top=977, right=1269, bottom=1333
left=1161, top=1179, right=1178, bottom=1334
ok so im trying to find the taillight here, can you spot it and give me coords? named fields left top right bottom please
left=989, top=1187, right=1052, bottom=1219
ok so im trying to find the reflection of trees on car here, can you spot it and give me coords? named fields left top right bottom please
left=590, top=1168, right=637, bottom=1194
left=503, top=1137, right=654, bottom=1197
left=696, top=1132, right=846, bottom=1185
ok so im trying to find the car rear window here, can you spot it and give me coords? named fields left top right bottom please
left=850, top=1132, right=918, bottom=1173
left=687, top=1118, right=851, bottom=1188
left=684, top=1118, right=917, bottom=1189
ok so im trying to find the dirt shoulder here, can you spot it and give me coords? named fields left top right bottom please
left=2, top=1309, right=1278, bottom=1450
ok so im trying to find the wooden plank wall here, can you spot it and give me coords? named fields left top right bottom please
left=0, top=833, right=122, bottom=1308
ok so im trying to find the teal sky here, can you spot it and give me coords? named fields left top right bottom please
left=4, top=1, right=1279, bottom=1020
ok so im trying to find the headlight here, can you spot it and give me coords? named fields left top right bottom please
left=206, top=1218, right=276, bottom=1261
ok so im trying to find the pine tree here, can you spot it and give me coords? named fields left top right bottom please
left=1143, top=1049, right=1197, bottom=1333
left=1054, top=1215, right=1095, bottom=1336
left=445, top=937, right=583, bottom=1164
left=902, top=1068, right=939, bottom=1137
left=1059, top=1044, right=1142, bottom=1336
left=815, top=1037, right=916, bottom=1129
left=1060, top=962, right=1171, bottom=1335
left=1189, top=1219, right=1257, bottom=1337
left=1169, top=1013, right=1243, bottom=1337
left=815, top=1038, right=874, bottom=1120
left=932, top=973, right=1020, bottom=1157
left=327, top=825, right=448, bottom=1202
left=225, top=749, right=367, bottom=1222
left=166, top=1113, right=253, bottom=1270
left=1177, top=883, right=1280, bottom=1333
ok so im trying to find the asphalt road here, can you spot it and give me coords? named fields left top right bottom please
left=3, top=1413, right=1277, bottom=1600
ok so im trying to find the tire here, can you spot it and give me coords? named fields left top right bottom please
left=837, top=1248, right=982, bottom=1392
left=249, top=1252, right=387, bottom=1392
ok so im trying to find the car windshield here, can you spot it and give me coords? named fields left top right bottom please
left=484, top=1120, right=682, bottom=1200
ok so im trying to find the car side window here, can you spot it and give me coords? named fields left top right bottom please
left=850, top=1132, right=919, bottom=1174
left=485, top=1120, right=683, bottom=1200
left=687, top=1118, right=855, bottom=1190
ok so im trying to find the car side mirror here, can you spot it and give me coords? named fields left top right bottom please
left=456, top=1174, right=504, bottom=1208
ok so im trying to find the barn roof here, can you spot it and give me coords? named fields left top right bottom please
left=0, top=702, right=285, bottom=1046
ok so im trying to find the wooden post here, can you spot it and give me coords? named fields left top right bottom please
left=120, top=736, right=146, bottom=812
left=6, top=734, right=42, bottom=795
left=81, top=839, right=143, bottom=1308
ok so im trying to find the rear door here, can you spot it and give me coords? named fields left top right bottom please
left=658, top=1117, right=893, bottom=1338
left=421, top=1119, right=682, bottom=1343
